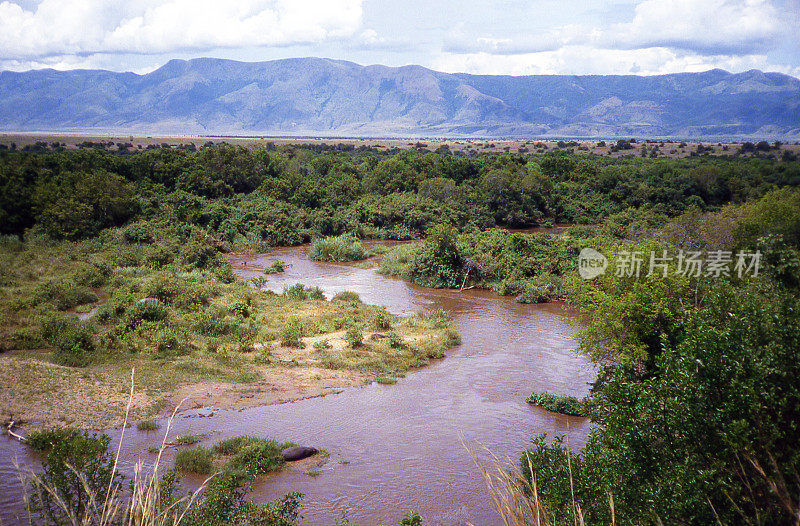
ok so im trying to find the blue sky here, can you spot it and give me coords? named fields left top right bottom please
left=0, top=0, right=798, bottom=77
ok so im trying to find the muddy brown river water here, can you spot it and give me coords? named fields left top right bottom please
left=1, top=242, right=595, bottom=526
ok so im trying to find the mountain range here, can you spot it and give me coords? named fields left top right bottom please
left=1, top=57, right=799, bottom=139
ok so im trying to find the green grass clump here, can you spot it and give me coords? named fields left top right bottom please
left=136, top=420, right=160, bottom=431
left=26, top=428, right=106, bottom=455
left=263, top=260, right=287, bottom=274
left=526, top=391, right=585, bottom=416
left=212, top=436, right=298, bottom=479
left=173, top=433, right=209, bottom=445
left=375, top=377, right=397, bottom=385
left=332, top=291, right=361, bottom=303
left=174, top=446, right=215, bottom=473
left=308, top=234, right=366, bottom=262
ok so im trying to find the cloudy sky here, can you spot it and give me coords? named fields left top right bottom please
left=1, top=0, right=798, bottom=77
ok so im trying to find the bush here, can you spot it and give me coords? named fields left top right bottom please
left=9, top=326, right=45, bottom=349
left=281, top=318, right=304, bottom=348
left=175, top=447, right=214, bottom=474
left=32, top=279, right=98, bottom=310
left=73, top=264, right=110, bottom=287
left=26, top=428, right=120, bottom=525
left=308, top=234, right=367, bottom=262
left=526, top=391, right=584, bottom=416
left=373, top=308, right=392, bottom=330
left=345, top=327, right=363, bottom=348
left=125, top=300, right=168, bottom=329
left=40, top=315, right=96, bottom=367
left=136, top=420, right=160, bottom=431
left=332, top=291, right=361, bottom=303
left=263, top=260, right=287, bottom=274
left=282, top=283, right=309, bottom=300
left=227, top=440, right=286, bottom=478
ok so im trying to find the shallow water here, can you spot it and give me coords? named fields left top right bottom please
left=1, top=242, right=595, bottom=525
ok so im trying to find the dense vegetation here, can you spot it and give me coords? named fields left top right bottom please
left=515, top=189, right=800, bottom=524
left=1, top=144, right=797, bottom=246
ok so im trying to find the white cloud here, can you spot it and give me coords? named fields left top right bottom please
left=0, top=0, right=364, bottom=59
left=431, top=46, right=800, bottom=77
left=607, top=0, right=785, bottom=54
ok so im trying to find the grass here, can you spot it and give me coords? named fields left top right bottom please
left=174, top=446, right=215, bottom=474
left=375, top=377, right=398, bottom=384
left=308, top=234, right=367, bottom=262
left=526, top=391, right=585, bottom=416
left=136, top=420, right=160, bottom=431
left=172, top=433, right=210, bottom=446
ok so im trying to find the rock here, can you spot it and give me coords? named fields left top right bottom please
left=281, top=446, right=318, bottom=461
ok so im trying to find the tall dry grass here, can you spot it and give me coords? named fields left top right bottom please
left=18, top=368, right=216, bottom=526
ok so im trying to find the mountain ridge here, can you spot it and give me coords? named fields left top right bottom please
left=1, top=57, right=799, bottom=139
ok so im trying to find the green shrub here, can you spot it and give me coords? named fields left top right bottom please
left=124, top=300, right=168, bottom=329
left=32, top=279, right=98, bottom=310
left=526, top=391, right=584, bottom=416
left=144, top=272, right=181, bottom=302
left=26, top=428, right=120, bottom=525
left=282, top=283, right=310, bottom=300
left=40, top=315, right=96, bottom=367
left=230, top=300, right=249, bottom=317
left=373, top=308, right=392, bottom=330
left=226, top=437, right=289, bottom=478
left=281, top=318, right=304, bottom=348
left=136, top=420, right=160, bottom=431
left=175, top=447, right=214, bottom=474
left=345, top=327, right=363, bottom=348
left=73, top=264, right=110, bottom=288
left=306, top=286, right=326, bottom=300
left=9, top=326, right=45, bottom=349
left=308, top=234, right=367, bottom=262
left=332, top=291, right=361, bottom=303
left=263, top=260, right=287, bottom=274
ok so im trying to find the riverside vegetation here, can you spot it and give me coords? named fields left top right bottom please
left=1, top=143, right=799, bottom=524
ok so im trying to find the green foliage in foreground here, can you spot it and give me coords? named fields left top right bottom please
left=308, top=234, right=367, bottom=262
left=26, top=429, right=121, bottom=525
left=526, top=391, right=584, bottom=416
left=523, top=284, right=800, bottom=524
left=25, top=428, right=305, bottom=526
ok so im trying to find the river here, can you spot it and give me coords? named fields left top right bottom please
left=1, top=242, right=595, bottom=526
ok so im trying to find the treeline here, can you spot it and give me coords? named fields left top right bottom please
left=1, top=144, right=798, bottom=246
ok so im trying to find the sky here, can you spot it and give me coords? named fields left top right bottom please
left=0, top=0, right=798, bottom=77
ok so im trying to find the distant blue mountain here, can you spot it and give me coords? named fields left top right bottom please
left=1, top=57, right=798, bottom=139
